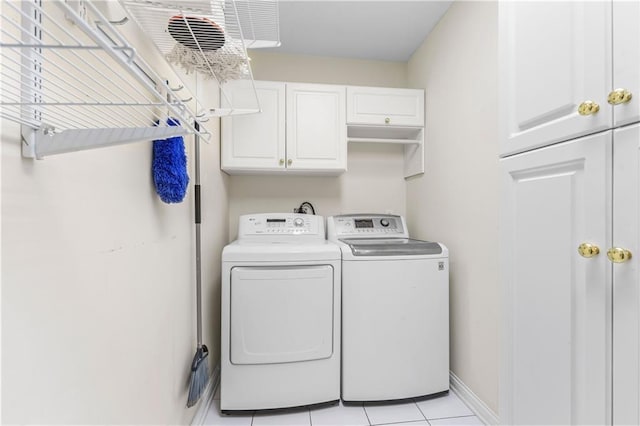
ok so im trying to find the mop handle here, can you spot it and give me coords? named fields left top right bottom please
left=194, top=121, right=203, bottom=348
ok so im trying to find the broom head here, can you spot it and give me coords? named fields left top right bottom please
left=187, top=344, right=210, bottom=408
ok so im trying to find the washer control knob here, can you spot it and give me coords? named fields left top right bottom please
left=380, top=219, right=390, bottom=227
left=294, top=218, right=304, bottom=227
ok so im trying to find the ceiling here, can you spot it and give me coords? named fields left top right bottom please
left=256, top=1, right=454, bottom=62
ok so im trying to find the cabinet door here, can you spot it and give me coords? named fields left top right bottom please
left=612, top=1, right=640, bottom=127
left=612, top=124, right=640, bottom=425
left=346, top=86, right=424, bottom=127
left=501, top=132, right=612, bottom=425
left=221, top=81, right=286, bottom=172
left=286, top=83, right=346, bottom=172
left=500, top=2, right=612, bottom=157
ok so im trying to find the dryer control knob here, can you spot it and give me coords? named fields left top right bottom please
left=380, top=219, right=390, bottom=227
left=294, top=218, right=304, bottom=227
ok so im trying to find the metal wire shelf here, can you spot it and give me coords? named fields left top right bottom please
left=0, top=0, right=210, bottom=159
left=120, top=0, right=280, bottom=117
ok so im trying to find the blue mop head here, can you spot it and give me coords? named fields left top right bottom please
left=153, top=118, right=189, bottom=203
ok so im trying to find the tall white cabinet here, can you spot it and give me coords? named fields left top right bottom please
left=612, top=124, right=640, bottom=425
left=500, top=1, right=640, bottom=425
left=500, top=1, right=612, bottom=156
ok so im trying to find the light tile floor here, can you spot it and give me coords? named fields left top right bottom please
left=204, top=386, right=484, bottom=426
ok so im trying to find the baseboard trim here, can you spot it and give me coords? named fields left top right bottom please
left=190, top=363, right=220, bottom=426
left=450, top=371, right=500, bottom=425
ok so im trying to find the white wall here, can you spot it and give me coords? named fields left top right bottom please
left=1, top=2, right=228, bottom=423
left=1, top=3, right=501, bottom=422
left=407, top=1, right=500, bottom=414
left=248, top=51, right=408, bottom=87
left=228, top=52, right=408, bottom=239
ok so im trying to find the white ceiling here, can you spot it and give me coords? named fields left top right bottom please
left=255, top=1, right=454, bottom=62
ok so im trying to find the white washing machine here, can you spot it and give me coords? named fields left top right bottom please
left=327, top=214, right=449, bottom=402
left=221, top=213, right=341, bottom=411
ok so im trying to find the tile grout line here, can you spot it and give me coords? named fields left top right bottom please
left=367, top=420, right=431, bottom=426
left=362, top=404, right=373, bottom=426
left=413, top=400, right=428, bottom=423
left=413, top=399, right=431, bottom=425
left=425, top=414, right=478, bottom=421
left=363, top=400, right=429, bottom=426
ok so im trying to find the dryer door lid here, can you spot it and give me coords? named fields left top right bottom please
left=340, top=238, right=442, bottom=256
left=229, top=265, right=334, bottom=365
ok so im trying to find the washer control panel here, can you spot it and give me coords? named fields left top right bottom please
left=238, top=213, right=323, bottom=239
left=327, top=214, right=407, bottom=239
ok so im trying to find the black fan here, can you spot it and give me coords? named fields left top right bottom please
left=168, top=15, right=225, bottom=51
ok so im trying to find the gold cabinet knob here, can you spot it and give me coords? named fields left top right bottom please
left=384, top=117, right=390, bottom=124
left=279, top=158, right=284, bottom=166
left=287, top=159, right=292, bottom=166
left=578, top=243, right=600, bottom=258
left=578, top=101, right=600, bottom=115
left=607, top=88, right=633, bottom=105
left=607, top=247, right=633, bottom=263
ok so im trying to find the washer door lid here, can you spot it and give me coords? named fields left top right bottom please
left=230, top=265, right=334, bottom=365
left=340, top=238, right=442, bottom=256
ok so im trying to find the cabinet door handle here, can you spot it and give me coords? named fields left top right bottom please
left=607, top=88, right=633, bottom=105
left=384, top=117, right=391, bottom=124
left=607, top=247, right=633, bottom=263
left=279, top=158, right=284, bottom=166
left=578, top=101, right=600, bottom=116
left=578, top=243, right=600, bottom=258
left=287, top=159, right=292, bottom=166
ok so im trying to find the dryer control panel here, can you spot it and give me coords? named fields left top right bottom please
left=238, top=213, right=324, bottom=240
left=327, top=214, right=408, bottom=239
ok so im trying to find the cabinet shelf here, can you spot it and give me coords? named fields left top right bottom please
left=347, top=126, right=423, bottom=144
left=347, top=124, right=423, bottom=141
left=347, top=124, right=424, bottom=178
left=348, top=138, right=420, bottom=145
left=348, top=137, right=421, bottom=145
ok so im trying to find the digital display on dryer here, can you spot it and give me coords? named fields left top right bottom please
left=266, top=219, right=286, bottom=223
left=354, top=219, right=374, bottom=228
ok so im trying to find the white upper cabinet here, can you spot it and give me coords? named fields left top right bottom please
left=221, top=82, right=426, bottom=177
left=345, top=86, right=425, bottom=178
left=500, top=2, right=612, bottom=156
left=221, top=81, right=346, bottom=175
left=347, top=86, right=424, bottom=127
left=221, top=81, right=286, bottom=172
left=612, top=1, right=640, bottom=127
left=286, top=83, right=347, bottom=173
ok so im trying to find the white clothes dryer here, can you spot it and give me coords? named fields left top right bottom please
left=221, top=213, right=341, bottom=411
left=327, top=214, right=449, bottom=402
